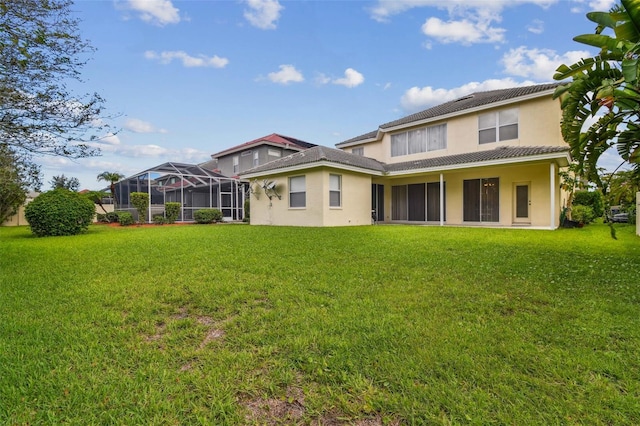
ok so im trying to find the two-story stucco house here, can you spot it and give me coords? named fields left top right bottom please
left=201, top=133, right=316, bottom=178
left=241, top=83, right=572, bottom=228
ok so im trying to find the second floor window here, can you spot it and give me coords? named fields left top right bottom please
left=479, top=108, right=518, bottom=144
left=352, top=147, right=364, bottom=156
left=253, top=151, right=259, bottom=167
left=391, top=123, right=446, bottom=157
left=233, top=156, right=239, bottom=174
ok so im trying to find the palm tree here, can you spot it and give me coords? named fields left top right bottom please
left=553, top=0, right=640, bottom=184
left=97, top=171, right=124, bottom=207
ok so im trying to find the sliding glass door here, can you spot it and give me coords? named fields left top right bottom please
left=463, top=178, right=499, bottom=222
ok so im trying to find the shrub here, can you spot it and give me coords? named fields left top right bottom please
left=194, top=208, right=223, bottom=224
left=130, top=192, right=149, bottom=223
left=118, top=212, right=135, bottom=226
left=24, top=189, right=95, bottom=237
left=573, top=190, right=604, bottom=218
left=96, top=213, right=109, bottom=223
left=165, top=202, right=180, bottom=224
left=106, top=211, right=121, bottom=223
left=571, top=204, right=595, bottom=224
left=153, top=214, right=166, bottom=225
left=243, top=199, right=250, bottom=222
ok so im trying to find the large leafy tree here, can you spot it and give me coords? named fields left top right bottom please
left=97, top=171, right=124, bottom=206
left=0, top=0, right=112, bottom=217
left=553, top=0, right=640, bottom=185
left=0, top=144, right=41, bottom=223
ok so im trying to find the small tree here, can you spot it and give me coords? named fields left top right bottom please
left=50, top=174, right=80, bottom=191
left=130, top=192, right=149, bottom=224
left=573, top=190, right=604, bottom=218
left=25, top=189, right=95, bottom=236
left=84, top=190, right=110, bottom=214
left=165, top=202, right=181, bottom=224
left=97, top=171, right=124, bottom=206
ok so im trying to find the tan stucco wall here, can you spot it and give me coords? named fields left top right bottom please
left=248, top=168, right=371, bottom=227
left=357, top=95, right=565, bottom=165
left=2, top=203, right=114, bottom=226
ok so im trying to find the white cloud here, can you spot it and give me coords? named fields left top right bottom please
left=370, top=1, right=558, bottom=45
left=400, top=78, right=537, bottom=112
left=501, top=47, right=591, bottom=81
left=370, top=0, right=557, bottom=22
left=316, top=69, right=365, bottom=88
left=527, top=19, right=544, bottom=34
left=421, top=17, right=505, bottom=44
left=332, top=68, right=365, bottom=88
left=144, top=50, right=229, bottom=68
left=267, top=65, right=304, bottom=84
left=124, top=118, right=168, bottom=134
left=244, top=0, right=283, bottom=30
left=124, top=0, right=181, bottom=25
left=588, top=0, right=617, bottom=11
left=315, top=73, right=331, bottom=85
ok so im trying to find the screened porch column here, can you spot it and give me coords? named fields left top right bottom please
left=440, top=173, right=444, bottom=226
left=549, top=162, right=556, bottom=229
left=147, top=172, right=152, bottom=223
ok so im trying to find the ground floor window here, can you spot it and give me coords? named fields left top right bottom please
left=289, top=176, right=306, bottom=208
left=463, top=178, right=499, bottom=222
left=329, top=174, right=341, bottom=207
left=391, top=182, right=446, bottom=221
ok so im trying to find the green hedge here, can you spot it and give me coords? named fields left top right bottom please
left=194, top=209, right=223, bottom=224
left=118, top=212, right=135, bottom=226
left=24, top=189, right=95, bottom=237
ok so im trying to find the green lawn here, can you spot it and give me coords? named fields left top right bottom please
left=1, top=223, right=639, bottom=424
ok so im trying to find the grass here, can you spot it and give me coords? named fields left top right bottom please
left=1, top=222, right=639, bottom=424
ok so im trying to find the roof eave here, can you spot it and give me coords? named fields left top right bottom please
left=387, top=151, right=571, bottom=176
left=381, top=87, right=558, bottom=133
left=241, top=160, right=386, bottom=179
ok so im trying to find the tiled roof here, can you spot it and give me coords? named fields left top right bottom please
left=211, top=133, right=316, bottom=158
left=240, top=145, right=386, bottom=176
left=240, top=145, right=570, bottom=176
left=385, top=146, right=570, bottom=172
left=337, top=83, right=561, bottom=146
left=339, top=129, right=379, bottom=145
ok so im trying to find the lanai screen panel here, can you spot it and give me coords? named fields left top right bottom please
left=114, top=162, right=245, bottom=222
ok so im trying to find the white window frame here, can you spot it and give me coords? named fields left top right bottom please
left=329, top=174, right=341, bottom=208
left=352, top=147, right=364, bottom=156
left=289, top=175, right=306, bottom=208
left=391, top=123, right=447, bottom=157
left=479, top=108, right=518, bottom=144
left=232, top=155, right=239, bottom=174
left=253, top=151, right=259, bottom=167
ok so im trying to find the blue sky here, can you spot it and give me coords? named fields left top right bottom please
left=39, top=0, right=620, bottom=190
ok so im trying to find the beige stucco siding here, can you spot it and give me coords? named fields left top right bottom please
left=365, top=96, right=565, bottom=165
left=248, top=168, right=371, bottom=226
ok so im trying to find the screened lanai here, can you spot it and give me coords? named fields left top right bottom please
left=114, top=162, right=246, bottom=222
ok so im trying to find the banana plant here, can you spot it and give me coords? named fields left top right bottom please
left=553, top=0, right=640, bottom=179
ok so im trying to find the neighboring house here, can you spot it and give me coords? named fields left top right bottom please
left=241, top=83, right=572, bottom=228
left=201, top=133, right=316, bottom=178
